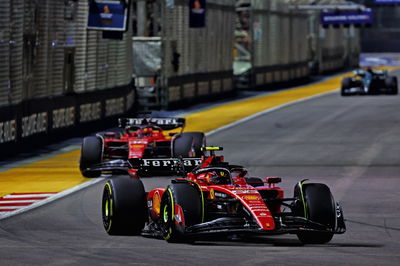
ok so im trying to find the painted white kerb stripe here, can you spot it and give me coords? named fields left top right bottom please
left=0, top=200, right=37, bottom=204
left=0, top=178, right=104, bottom=220
left=3, top=193, right=56, bottom=198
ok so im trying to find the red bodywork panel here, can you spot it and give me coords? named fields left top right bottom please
left=102, top=128, right=173, bottom=159
left=146, top=154, right=284, bottom=231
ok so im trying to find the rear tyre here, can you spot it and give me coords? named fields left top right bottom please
left=172, top=132, right=206, bottom=157
left=182, top=132, right=206, bottom=157
left=79, top=136, right=103, bottom=177
left=294, top=183, right=336, bottom=244
left=160, top=183, right=202, bottom=243
left=102, top=176, right=147, bottom=235
left=385, top=76, right=398, bottom=95
left=341, top=77, right=351, bottom=96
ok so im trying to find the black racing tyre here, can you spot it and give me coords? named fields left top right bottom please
left=294, top=183, right=336, bottom=244
left=79, top=136, right=103, bottom=177
left=341, top=77, right=351, bottom=96
left=172, top=132, right=206, bottom=157
left=385, top=76, right=398, bottom=95
left=102, top=177, right=147, bottom=236
left=160, top=183, right=202, bottom=243
left=246, top=177, right=264, bottom=187
left=182, top=132, right=206, bottom=157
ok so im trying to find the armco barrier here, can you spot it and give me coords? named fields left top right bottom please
left=0, top=82, right=135, bottom=159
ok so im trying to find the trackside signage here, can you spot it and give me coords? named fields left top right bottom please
left=87, top=0, right=129, bottom=31
left=321, top=9, right=373, bottom=26
left=52, top=107, right=75, bottom=129
left=80, top=102, right=102, bottom=123
left=21, top=112, right=48, bottom=138
left=0, top=82, right=135, bottom=158
left=0, top=119, right=17, bottom=143
left=374, top=0, right=400, bottom=4
left=189, top=0, right=206, bottom=28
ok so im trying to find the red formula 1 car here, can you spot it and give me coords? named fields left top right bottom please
left=79, top=117, right=205, bottom=177
left=101, top=147, right=346, bottom=244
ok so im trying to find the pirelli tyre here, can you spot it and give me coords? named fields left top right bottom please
left=79, top=136, right=103, bottom=177
left=172, top=132, right=206, bottom=157
left=160, top=183, right=202, bottom=243
left=102, top=177, right=147, bottom=236
left=385, top=76, right=398, bottom=95
left=341, top=77, right=351, bottom=96
left=294, top=182, right=336, bottom=244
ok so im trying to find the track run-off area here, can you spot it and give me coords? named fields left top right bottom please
left=0, top=69, right=399, bottom=265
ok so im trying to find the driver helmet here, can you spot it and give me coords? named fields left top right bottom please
left=207, top=170, right=231, bottom=185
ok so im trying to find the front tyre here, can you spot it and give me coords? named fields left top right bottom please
left=79, top=136, right=102, bottom=177
left=294, top=182, right=336, bottom=244
left=102, top=176, right=147, bottom=235
left=160, top=183, right=202, bottom=242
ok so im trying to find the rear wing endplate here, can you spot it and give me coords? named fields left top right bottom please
left=118, top=117, right=185, bottom=130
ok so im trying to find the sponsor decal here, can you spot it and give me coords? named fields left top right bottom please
left=105, top=97, right=124, bottom=117
left=80, top=102, right=101, bottom=122
left=141, top=158, right=202, bottom=167
left=215, top=192, right=227, bottom=198
left=52, top=107, right=75, bottom=129
left=131, top=140, right=148, bottom=144
left=243, top=195, right=260, bottom=200
left=0, top=119, right=17, bottom=143
left=249, top=207, right=269, bottom=212
left=126, top=118, right=179, bottom=126
left=232, top=189, right=255, bottom=194
left=321, top=9, right=373, bottom=25
left=21, top=112, right=48, bottom=138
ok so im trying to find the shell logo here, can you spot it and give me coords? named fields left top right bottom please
left=243, top=195, right=260, bottom=200
left=152, top=192, right=161, bottom=215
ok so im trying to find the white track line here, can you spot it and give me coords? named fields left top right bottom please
left=206, top=90, right=337, bottom=137
left=1, top=89, right=338, bottom=220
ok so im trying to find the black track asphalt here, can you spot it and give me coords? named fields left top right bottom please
left=1, top=71, right=399, bottom=265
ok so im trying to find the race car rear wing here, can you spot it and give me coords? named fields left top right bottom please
left=118, top=117, right=185, bottom=130
left=129, top=157, right=202, bottom=176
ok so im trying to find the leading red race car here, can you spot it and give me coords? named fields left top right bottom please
left=79, top=117, right=205, bottom=177
left=101, top=147, right=346, bottom=244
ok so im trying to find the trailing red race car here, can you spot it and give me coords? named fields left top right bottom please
left=101, top=147, right=346, bottom=244
left=79, top=117, right=205, bottom=177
